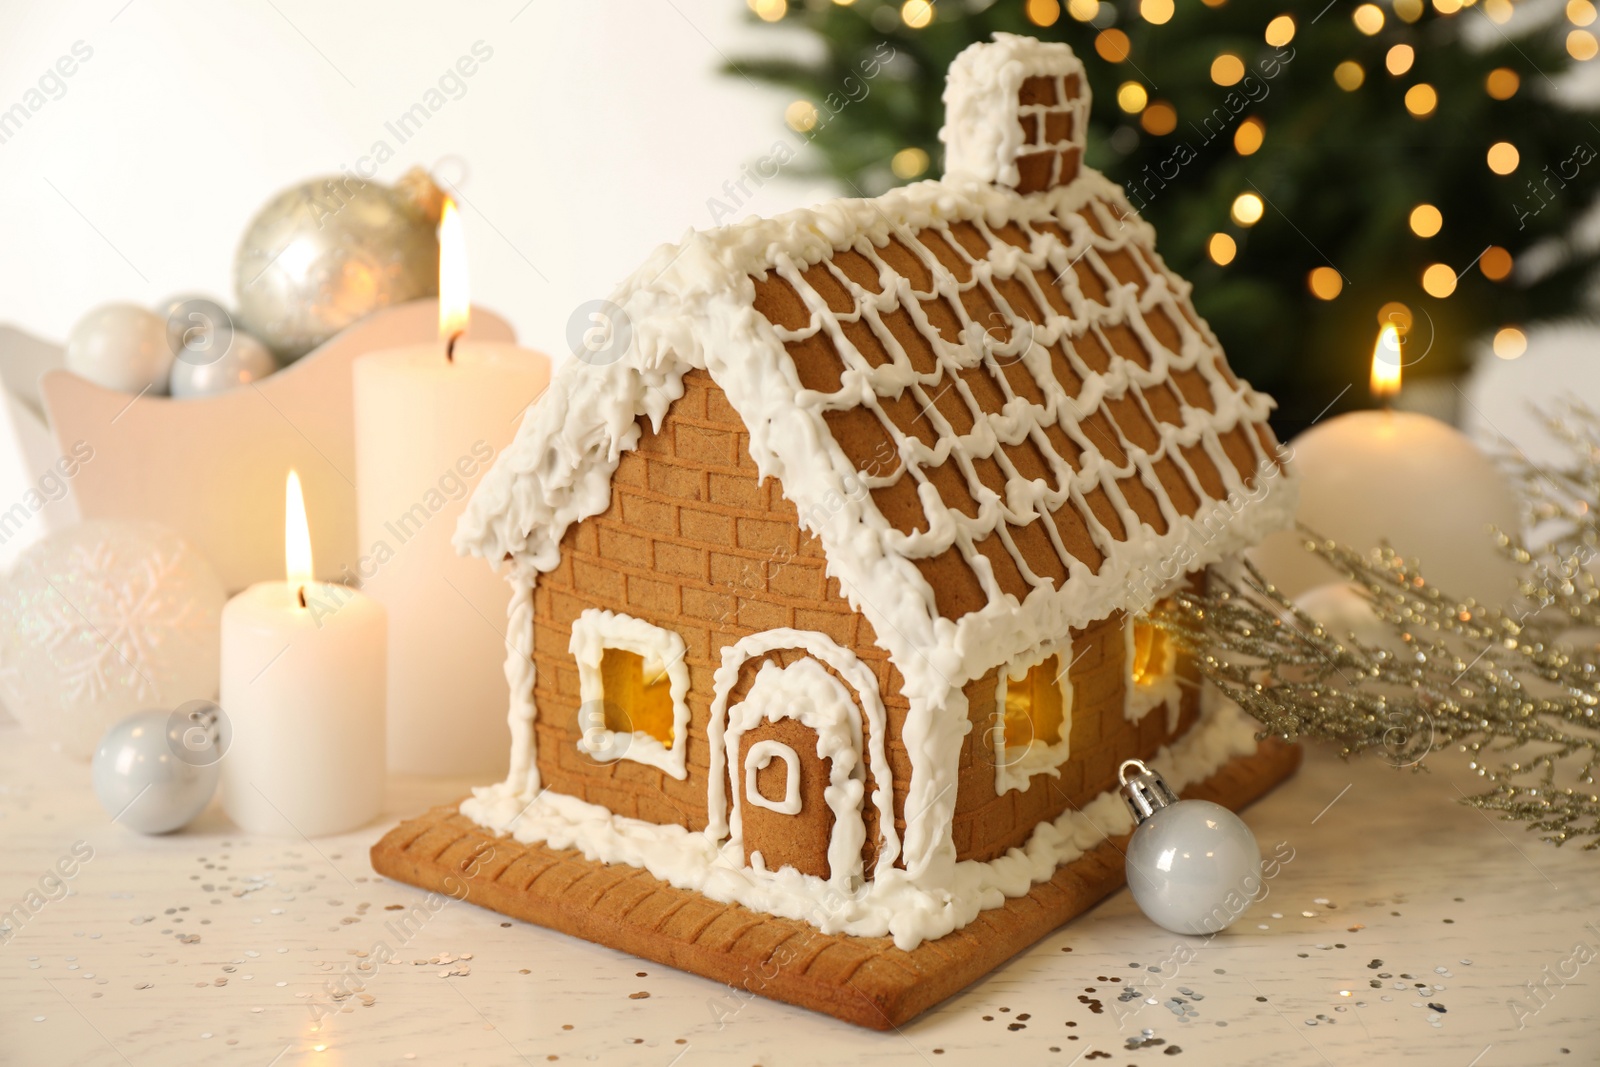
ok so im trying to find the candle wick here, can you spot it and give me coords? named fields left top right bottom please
left=297, top=586, right=308, bottom=609
left=446, top=330, right=464, bottom=362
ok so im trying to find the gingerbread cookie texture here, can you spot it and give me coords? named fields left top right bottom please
left=372, top=33, right=1300, bottom=1024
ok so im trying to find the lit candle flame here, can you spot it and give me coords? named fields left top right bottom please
left=438, top=197, right=469, bottom=347
left=285, top=469, right=314, bottom=607
left=1370, top=323, right=1402, bottom=400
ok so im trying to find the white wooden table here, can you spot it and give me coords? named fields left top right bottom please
left=1, top=719, right=1595, bottom=1066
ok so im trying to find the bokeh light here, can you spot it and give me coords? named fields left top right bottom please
left=1486, top=68, right=1520, bottom=99
left=1141, top=0, right=1175, bottom=24
left=1481, top=246, right=1513, bottom=281
left=1234, top=117, right=1265, bottom=155
left=1409, top=204, right=1443, bottom=237
left=1487, top=141, right=1520, bottom=174
left=1141, top=101, right=1177, bottom=134
left=1353, top=3, right=1385, bottom=33
left=1026, top=0, right=1062, bottom=27
left=891, top=147, right=929, bottom=179
left=1231, top=192, right=1265, bottom=226
left=1335, top=61, right=1366, bottom=91
left=1387, top=44, right=1415, bottom=76
left=1493, top=327, right=1527, bottom=359
left=901, top=0, right=934, bottom=28
left=1265, top=15, right=1295, bottom=46
left=1208, top=233, right=1237, bottom=265
left=1309, top=267, right=1343, bottom=300
left=1211, top=54, right=1246, bottom=86
left=1096, top=28, right=1132, bottom=62
left=1405, top=84, right=1438, bottom=117
left=1422, top=263, right=1458, bottom=298
left=1117, top=82, right=1149, bottom=113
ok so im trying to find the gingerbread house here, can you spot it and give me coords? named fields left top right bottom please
left=373, top=34, right=1299, bottom=1027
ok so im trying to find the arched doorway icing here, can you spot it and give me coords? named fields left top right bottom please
left=705, top=629, right=900, bottom=889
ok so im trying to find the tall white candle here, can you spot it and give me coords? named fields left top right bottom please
left=1251, top=325, right=1522, bottom=606
left=220, top=471, right=387, bottom=837
left=352, top=200, right=549, bottom=775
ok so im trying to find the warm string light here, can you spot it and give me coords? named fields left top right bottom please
left=1096, top=28, right=1131, bottom=62
left=1116, top=81, right=1149, bottom=113
left=1264, top=15, right=1295, bottom=46
left=901, top=0, right=934, bottom=28
left=1308, top=266, right=1343, bottom=301
left=1493, top=326, right=1527, bottom=359
left=1334, top=61, right=1365, bottom=91
left=1409, top=203, right=1443, bottom=238
left=1140, top=101, right=1177, bottom=135
left=1230, top=192, right=1264, bottom=226
left=891, top=146, right=929, bottom=179
left=1025, top=0, right=1061, bottom=26
left=748, top=0, right=787, bottom=21
left=784, top=99, right=818, bottom=132
left=1234, top=117, right=1265, bottom=155
left=1422, top=262, right=1458, bottom=298
left=1211, top=53, right=1245, bottom=86
left=1207, top=232, right=1237, bottom=265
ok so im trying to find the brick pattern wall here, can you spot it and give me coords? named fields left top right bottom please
left=529, top=369, right=913, bottom=848
left=951, top=607, right=1203, bottom=864
left=530, top=366, right=1209, bottom=878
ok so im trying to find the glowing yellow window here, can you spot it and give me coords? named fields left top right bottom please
left=572, top=609, right=690, bottom=779
left=599, top=647, right=675, bottom=745
left=1003, top=654, right=1067, bottom=750
left=1129, top=620, right=1174, bottom=688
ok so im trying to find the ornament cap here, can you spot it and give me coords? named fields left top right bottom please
left=1118, top=758, right=1179, bottom=826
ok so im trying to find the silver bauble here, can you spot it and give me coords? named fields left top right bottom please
left=233, top=169, right=442, bottom=362
left=170, top=329, right=277, bottom=398
left=92, top=704, right=228, bottom=834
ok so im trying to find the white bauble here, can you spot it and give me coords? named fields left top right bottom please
left=65, top=303, right=173, bottom=394
left=0, top=521, right=226, bottom=758
left=1125, top=799, right=1263, bottom=935
left=92, top=706, right=226, bottom=834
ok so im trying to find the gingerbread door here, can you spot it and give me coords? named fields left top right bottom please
left=738, top=718, right=835, bottom=878
left=723, top=656, right=868, bottom=889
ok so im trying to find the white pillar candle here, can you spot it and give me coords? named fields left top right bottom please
left=352, top=200, right=550, bottom=775
left=220, top=471, right=387, bottom=837
left=1252, top=326, right=1522, bottom=607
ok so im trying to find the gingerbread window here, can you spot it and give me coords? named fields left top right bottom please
left=570, top=609, right=691, bottom=780
left=1125, top=613, right=1181, bottom=729
left=993, top=645, right=1075, bottom=794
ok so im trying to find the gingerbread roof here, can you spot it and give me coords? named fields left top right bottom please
left=459, top=35, right=1296, bottom=702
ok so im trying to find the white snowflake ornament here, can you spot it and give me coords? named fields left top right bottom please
left=0, top=520, right=225, bottom=758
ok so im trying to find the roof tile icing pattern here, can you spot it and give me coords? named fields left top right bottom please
left=746, top=194, right=1280, bottom=624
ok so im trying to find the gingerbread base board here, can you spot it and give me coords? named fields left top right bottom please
left=370, top=738, right=1299, bottom=1030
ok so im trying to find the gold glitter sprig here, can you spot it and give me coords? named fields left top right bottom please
left=1158, top=405, right=1600, bottom=850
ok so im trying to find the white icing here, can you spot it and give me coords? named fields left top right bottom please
left=941, top=32, right=1091, bottom=189
left=992, top=636, right=1075, bottom=796
left=460, top=686, right=1262, bottom=950
left=568, top=609, right=691, bottom=780
left=454, top=36, right=1300, bottom=943
left=743, top=740, right=802, bottom=816
left=726, top=658, right=865, bottom=888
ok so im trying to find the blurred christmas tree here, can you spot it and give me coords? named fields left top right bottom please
left=730, top=0, right=1600, bottom=434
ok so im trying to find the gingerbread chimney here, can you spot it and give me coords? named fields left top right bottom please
left=940, top=34, right=1091, bottom=195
